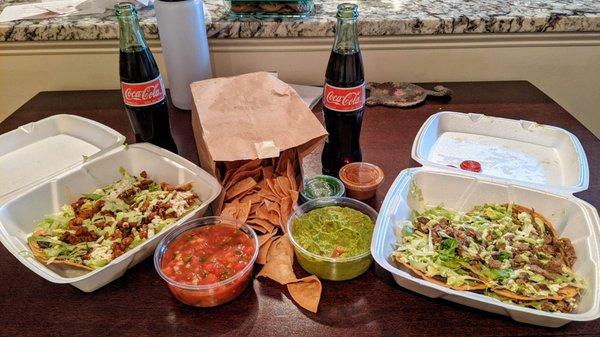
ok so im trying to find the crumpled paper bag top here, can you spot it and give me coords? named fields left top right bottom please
left=191, top=72, right=327, bottom=162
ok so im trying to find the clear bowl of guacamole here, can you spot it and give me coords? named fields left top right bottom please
left=287, top=197, right=377, bottom=281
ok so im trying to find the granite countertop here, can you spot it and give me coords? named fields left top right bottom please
left=1, top=0, right=600, bottom=42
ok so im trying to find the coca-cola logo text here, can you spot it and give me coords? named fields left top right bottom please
left=121, top=76, right=165, bottom=107
left=323, top=83, right=365, bottom=112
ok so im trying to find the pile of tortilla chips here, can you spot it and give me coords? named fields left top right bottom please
left=219, top=149, right=322, bottom=313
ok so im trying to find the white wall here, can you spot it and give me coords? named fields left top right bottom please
left=1, top=33, right=599, bottom=137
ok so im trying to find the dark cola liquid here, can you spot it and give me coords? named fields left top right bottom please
left=321, top=50, right=365, bottom=176
left=120, top=47, right=178, bottom=153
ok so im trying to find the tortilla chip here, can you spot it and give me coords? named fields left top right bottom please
left=492, top=286, right=579, bottom=301
left=224, top=160, right=262, bottom=184
left=28, top=240, right=93, bottom=271
left=258, top=231, right=277, bottom=246
left=249, top=224, right=268, bottom=234
left=276, top=175, right=292, bottom=194
left=257, top=235, right=279, bottom=265
left=257, top=236, right=296, bottom=284
left=286, top=160, right=297, bottom=192
left=247, top=218, right=276, bottom=233
left=225, top=177, right=257, bottom=201
left=225, top=167, right=262, bottom=191
left=262, top=166, right=274, bottom=180
left=290, top=190, right=299, bottom=205
left=276, top=149, right=295, bottom=175
left=237, top=200, right=252, bottom=223
left=221, top=199, right=240, bottom=219
left=287, top=275, right=322, bottom=313
left=239, top=193, right=263, bottom=205
left=258, top=189, right=280, bottom=203
left=399, top=260, right=487, bottom=291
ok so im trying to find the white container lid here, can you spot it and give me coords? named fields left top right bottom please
left=0, top=114, right=125, bottom=202
left=411, top=111, right=589, bottom=194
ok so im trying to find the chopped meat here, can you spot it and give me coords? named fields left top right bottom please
left=70, top=196, right=86, bottom=211
left=140, top=170, right=148, bottom=178
left=554, top=300, right=573, bottom=313
left=530, top=264, right=556, bottom=280
left=487, top=257, right=502, bottom=269
left=556, top=238, right=576, bottom=268
left=504, top=233, right=515, bottom=242
left=111, top=242, right=125, bottom=259
left=92, top=200, right=105, bottom=213
left=529, top=257, right=543, bottom=267
left=76, top=208, right=94, bottom=220
left=94, top=221, right=109, bottom=229
left=518, top=272, right=529, bottom=281
left=186, top=195, right=198, bottom=205
left=68, top=217, right=84, bottom=230
left=541, top=244, right=557, bottom=255
left=541, top=301, right=553, bottom=312
left=139, top=226, right=148, bottom=239
left=118, top=188, right=136, bottom=205
left=514, top=242, right=530, bottom=253
left=516, top=272, right=529, bottom=285
left=511, top=254, right=524, bottom=268
left=122, top=236, right=134, bottom=248
left=175, top=183, right=192, bottom=192
left=546, top=259, right=565, bottom=274
left=137, top=179, right=154, bottom=190
left=534, top=283, right=549, bottom=291
left=60, top=226, right=98, bottom=244
left=100, top=210, right=115, bottom=217
left=111, top=229, right=123, bottom=240
left=496, top=241, right=506, bottom=250
left=465, top=228, right=482, bottom=241
left=160, top=182, right=192, bottom=192
left=160, top=182, right=175, bottom=192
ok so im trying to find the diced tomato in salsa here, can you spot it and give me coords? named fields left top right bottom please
left=161, top=224, right=255, bottom=286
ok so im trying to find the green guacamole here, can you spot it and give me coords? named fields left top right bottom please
left=293, top=206, right=374, bottom=259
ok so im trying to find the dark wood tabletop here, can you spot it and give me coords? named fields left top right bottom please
left=1, top=81, right=599, bottom=337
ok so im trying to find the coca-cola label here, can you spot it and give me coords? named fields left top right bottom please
left=323, top=83, right=365, bottom=112
left=120, top=76, right=166, bottom=107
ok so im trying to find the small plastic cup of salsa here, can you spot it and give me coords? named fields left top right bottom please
left=287, top=197, right=378, bottom=281
left=338, top=162, right=384, bottom=201
left=154, top=216, right=258, bottom=307
left=300, top=175, right=345, bottom=203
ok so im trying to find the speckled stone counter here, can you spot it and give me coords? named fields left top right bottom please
left=1, top=0, right=600, bottom=41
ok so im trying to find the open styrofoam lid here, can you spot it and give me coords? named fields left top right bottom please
left=411, top=111, right=589, bottom=194
left=0, top=114, right=125, bottom=201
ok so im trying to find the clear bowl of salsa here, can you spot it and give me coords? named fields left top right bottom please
left=154, top=216, right=258, bottom=307
left=287, top=197, right=377, bottom=281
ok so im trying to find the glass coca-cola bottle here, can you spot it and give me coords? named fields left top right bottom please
left=321, top=3, right=365, bottom=176
left=116, top=2, right=178, bottom=153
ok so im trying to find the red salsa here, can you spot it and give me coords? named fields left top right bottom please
left=460, top=160, right=482, bottom=173
left=161, top=224, right=255, bottom=286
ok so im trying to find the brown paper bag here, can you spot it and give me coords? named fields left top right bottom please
left=191, top=72, right=327, bottom=212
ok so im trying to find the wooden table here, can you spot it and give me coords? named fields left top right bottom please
left=1, top=82, right=599, bottom=337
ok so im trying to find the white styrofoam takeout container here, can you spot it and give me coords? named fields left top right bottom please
left=0, top=115, right=221, bottom=292
left=0, top=114, right=126, bottom=203
left=372, top=111, right=600, bottom=327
